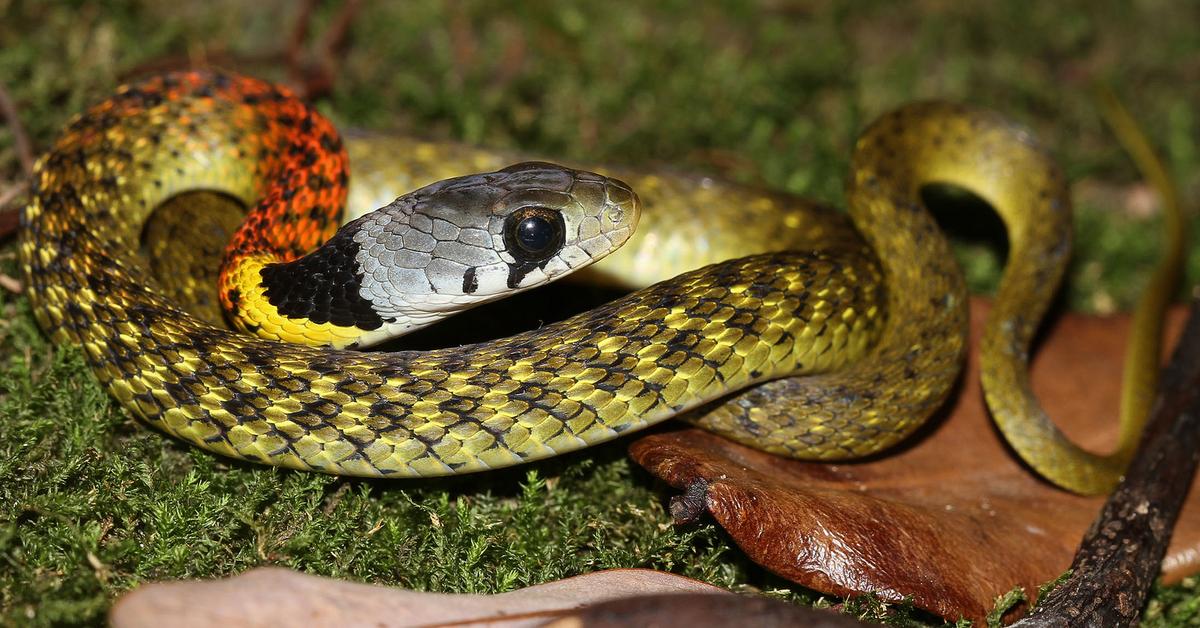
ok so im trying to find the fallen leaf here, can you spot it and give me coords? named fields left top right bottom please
left=109, top=567, right=733, bottom=628
left=630, top=299, right=1194, bottom=624
left=542, top=593, right=877, bottom=627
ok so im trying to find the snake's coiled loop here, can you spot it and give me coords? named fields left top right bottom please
left=21, top=71, right=1166, bottom=493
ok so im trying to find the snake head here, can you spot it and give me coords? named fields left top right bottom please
left=328, top=161, right=640, bottom=346
left=488, top=161, right=640, bottom=288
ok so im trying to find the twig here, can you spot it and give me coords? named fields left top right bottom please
left=0, top=78, right=34, bottom=176
left=0, top=273, right=23, bottom=294
left=0, top=182, right=26, bottom=240
left=319, top=0, right=361, bottom=65
left=0, top=80, right=33, bottom=242
left=289, top=0, right=362, bottom=100
left=285, top=0, right=319, bottom=86
left=121, top=1, right=361, bottom=101
left=0, top=181, right=27, bottom=210
left=1014, top=296, right=1200, bottom=626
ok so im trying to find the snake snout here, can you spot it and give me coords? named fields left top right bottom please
left=602, top=176, right=641, bottom=235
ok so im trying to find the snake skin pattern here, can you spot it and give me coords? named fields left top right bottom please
left=340, top=163, right=637, bottom=347
left=20, top=70, right=1152, bottom=493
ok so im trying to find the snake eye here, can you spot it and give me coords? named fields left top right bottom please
left=505, top=206, right=565, bottom=261
left=515, top=216, right=555, bottom=252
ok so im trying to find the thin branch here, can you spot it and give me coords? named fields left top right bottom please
left=120, top=1, right=361, bottom=101
left=290, top=0, right=362, bottom=100
left=319, top=0, right=361, bottom=64
left=0, top=78, right=34, bottom=176
left=285, top=0, right=320, bottom=86
left=0, top=273, right=23, bottom=294
left=1014, top=295, right=1200, bottom=626
left=0, top=181, right=27, bottom=240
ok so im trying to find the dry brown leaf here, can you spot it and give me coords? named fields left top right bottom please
left=109, top=567, right=735, bottom=628
left=110, top=567, right=877, bottom=627
left=542, top=593, right=877, bottom=627
left=630, top=299, right=1195, bottom=624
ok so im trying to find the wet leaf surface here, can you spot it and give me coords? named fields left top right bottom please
left=630, top=299, right=1195, bottom=623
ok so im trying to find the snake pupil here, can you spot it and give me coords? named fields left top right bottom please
left=516, top=216, right=554, bottom=252
left=506, top=207, right=564, bottom=261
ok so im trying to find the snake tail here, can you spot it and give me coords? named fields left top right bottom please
left=1096, top=87, right=1188, bottom=458
left=976, top=93, right=1185, bottom=495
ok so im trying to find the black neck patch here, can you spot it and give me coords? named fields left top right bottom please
left=258, top=231, right=386, bottom=330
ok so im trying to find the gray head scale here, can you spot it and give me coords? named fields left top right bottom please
left=347, top=161, right=640, bottom=346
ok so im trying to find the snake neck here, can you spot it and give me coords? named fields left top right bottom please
left=207, top=77, right=353, bottom=347
left=224, top=229, right=394, bottom=349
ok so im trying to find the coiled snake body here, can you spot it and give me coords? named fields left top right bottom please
left=20, top=71, right=1162, bottom=493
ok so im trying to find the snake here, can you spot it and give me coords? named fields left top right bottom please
left=18, top=70, right=1178, bottom=494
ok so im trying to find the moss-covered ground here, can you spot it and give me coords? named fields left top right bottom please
left=1, top=1, right=1198, bottom=625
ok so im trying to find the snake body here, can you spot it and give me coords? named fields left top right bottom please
left=20, top=71, right=1163, bottom=493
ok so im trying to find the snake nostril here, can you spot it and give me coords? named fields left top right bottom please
left=604, top=181, right=638, bottom=227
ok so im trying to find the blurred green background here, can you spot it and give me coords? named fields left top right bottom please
left=1, top=1, right=1197, bottom=625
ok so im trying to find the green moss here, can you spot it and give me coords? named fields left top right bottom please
left=1145, top=578, right=1200, bottom=626
left=1, top=1, right=1197, bottom=626
left=0, top=299, right=744, bottom=624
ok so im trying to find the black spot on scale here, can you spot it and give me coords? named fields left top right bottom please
left=259, top=229, right=384, bottom=330
left=306, top=173, right=332, bottom=191
left=319, top=133, right=342, bottom=153
left=462, top=267, right=479, bottom=294
left=505, top=258, right=551, bottom=289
